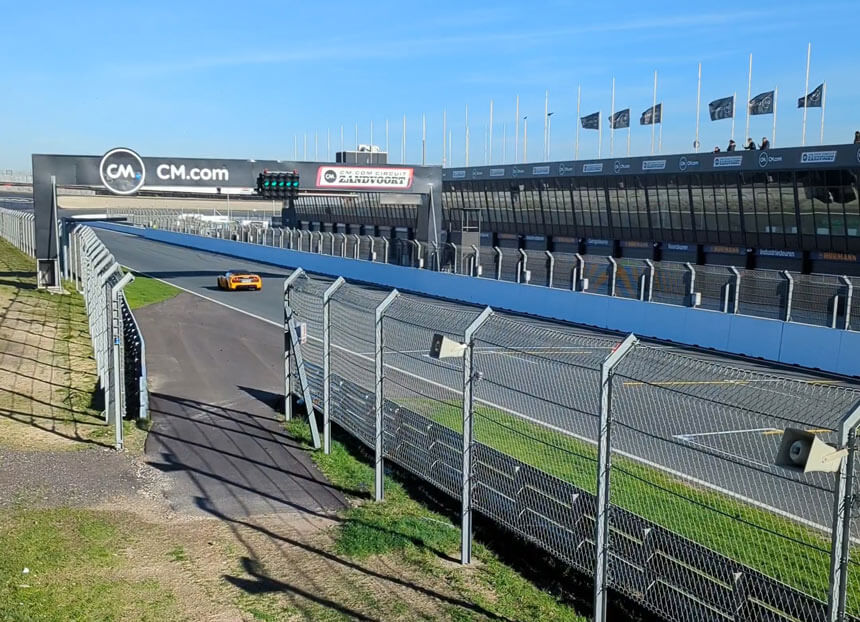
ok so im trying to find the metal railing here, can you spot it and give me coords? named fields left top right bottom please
left=69, top=226, right=148, bottom=447
left=283, top=269, right=860, bottom=622
left=119, top=213, right=860, bottom=332
left=0, top=207, right=35, bottom=257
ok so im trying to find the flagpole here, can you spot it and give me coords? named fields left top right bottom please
left=610, top=77, right=615, bottom=156
left=402, top=114, right=406, bottom=164
left=575, top=84, right=581, bottom=160
left=544, top=89, right=549, bottom=161
left=465, top=104, right=470, bottom=167
left=598, top=110, right=602, bottom=158
left=695, top=62, right=702, bottom=152
left=772, top=87, right=778, bottom=147
left=515, top=95, right=520, bottom=164
left=820, top=81, right=826, bottom=144
left=651, top=70, right=658, bottom=154
left=802, top=42, right=811, bottom=146
left=730, top=92, right=736, bottom=141
left=744, top=53, right=752, bottom=145
left=658, top=104, right=663, bottom=153
left=489, top=99, right=494, bottom=164
left=422, top=113, right=426, bottom=165
left=523, top=116, right=528, bottom=162
left=442, top=108, right=447, bottom=166
left=503, top=122, right=507, bottom=163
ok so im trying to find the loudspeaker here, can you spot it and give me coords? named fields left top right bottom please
left=774, top=428, right=847, bottom=474
left=429, top=333, right=466, bottom=359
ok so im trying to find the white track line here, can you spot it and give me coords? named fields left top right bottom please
left=125, top=268, right=838, bottom=536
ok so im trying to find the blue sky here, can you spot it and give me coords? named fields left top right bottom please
left=1, top=0, right=857, bottom=170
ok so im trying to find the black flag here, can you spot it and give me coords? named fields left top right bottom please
left=640, top=103, right=662, bottom=125
left=708, top=96, right=734, bottom=121
left=609, top=109, right=630, bottom=129
left=797, top=83, right=824, bottom=108
left=581, top=112, right=600, bottom=130
left=748, top=90, right=774, bottom=115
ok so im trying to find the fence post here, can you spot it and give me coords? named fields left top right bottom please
left=327, top=232, right=335, bottom=255
left=607, top=257, right=617, bottom=297
left=352, top=234, right=360, bottom=259
left=110, top=273, right=134, bottom=450
left=545, top=250, right=554, bottom=288
left=471, top=244, right=480, bottom=276
left=685, top=262, right=697, bottom=307
left=594, top=333, right=639, bottom=622
left=382, top=238, right=389, bottom=263
left=841, top=276, right=853, bottom=330
left=730, top=266, right=741, bottom=314
left=283, top=269, right=306, bottom=422
left=783, top=270, right=794, bottom=322
left=575, top=253, right=585, bottom=291
left=414, top=240, right=425, bottom=268
left=322, top=277, right=346, bottom=455
left=447, top=242, right=458, bottom=273
left=374, top=289, right=400, bottom=502
left=493, top=246, right=502, bottom=280
left=644, top=259, right=655, bottom=302
left=461, top=306, right=494, bottom=565
left=827, top=403, right=860, bottom=622
left=367, top=236, right=376, bottom=262
left=518, top=249, right=528, bottom=284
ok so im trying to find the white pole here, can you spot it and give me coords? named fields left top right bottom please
left=802, top=42, right=811, bottom=146
left=651, top=70, right=658, bottom=154
left=610, top=77, right=615, bottom=156
left=695, top=62, right=702, bottom=152
left=745, top=53, right=752, bottom=145
left=730, top=92, right=736, bottom=142
left=598, top=110, right=602, bottom=158
left=489, top=99, right=494, bottom=164
left=402, top=114, right=406, bottom=164
left=820, top=81, right=827, bottom=145
left=772, top=86, right=778, bottom=147
left=658, top=105, right=663, bottom=153
left=442, top=108, right=447, bottom=166
left=544, top=89, right=549, bottom=161
left=515, top=95, right=520, bottom=163
left=523, top=116, right=528, bottom=162
left=575, top=84, right=581, bottom=160
left=422, top=113, right=426, bottom=165
left=465, top=104, right=470, bottom=167
left=627, top=124, right=631, bottom=156
left=503, top=121, right=507, bottom=163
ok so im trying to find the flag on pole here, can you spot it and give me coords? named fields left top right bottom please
left=748, top=91, right=775, bottom=115
left=581, top=112, right=600, bottom=129
left=640, top=103, right=662, bottom=125
left=798, top=83, right=824, bottom=108
left=608, top=109, right=630, bottom=129
left=708, top=96, right=734, bottom=121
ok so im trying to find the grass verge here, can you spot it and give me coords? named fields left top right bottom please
left=285, top=417, right=587, bottom=622
left=122, top=270, right=180, bottom=310
left=0, top=508, right=179, bottom=621
left=397, top=397, right=856, bottom=613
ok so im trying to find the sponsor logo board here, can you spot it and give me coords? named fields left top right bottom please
left=713, top=155, right=743, bottom=168
left=451, top=170, right=466, bottom=179
left=99, top=148, right=146, bottom=195
left=532, top=165, right=551, bottom=175
left=582, top=163, right=603, bottom=173
left=641, top=159, right=667, bottom=171
left=316, top=166, right=414, bottom=189
left=800, top=150, right=837, bottom=164
left=489, top=168, right=506, bottom=177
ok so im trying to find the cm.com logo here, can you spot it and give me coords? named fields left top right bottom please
left=99, top=147, right=145, bottom=195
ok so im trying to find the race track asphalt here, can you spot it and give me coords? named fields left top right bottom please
left=95, top=228, right=860, bottom=531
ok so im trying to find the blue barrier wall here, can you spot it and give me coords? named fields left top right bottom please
left=92, top=222, right=860, bottom=377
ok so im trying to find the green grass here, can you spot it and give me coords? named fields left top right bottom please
left=122, top=270, right=180, bottom=309
left=395, top=397, right=857, bottom=613
left=284, top=418, right=586, bottom=621
left=0, top=508, right=178, bottom=621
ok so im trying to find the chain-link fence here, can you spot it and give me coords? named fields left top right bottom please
left=284, top=270, right=860, bottom=622
left=126, top=214, right=860, bottom=332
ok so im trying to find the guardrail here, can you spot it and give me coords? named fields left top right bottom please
left=68, top=226, right=148, bottom=447
left=0, top=207, right=34, bottom=256
left=119, top=211, right=859, bottom=333
left=283, top=269, right=860, bottom=622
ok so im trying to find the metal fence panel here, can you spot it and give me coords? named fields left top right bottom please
left=651, top=261, right=690, bottom=306
left=695, top=264, right=734, bottom=312
left=791, top=273, right=847, bottom=328
left=582, top=255, right=614, bottom=296
left=738, top=268, right=788, bottom=319
left=615, top=259, right=648, bottom=300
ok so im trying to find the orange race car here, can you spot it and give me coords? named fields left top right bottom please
left=216, top=270, right=263, bottom=291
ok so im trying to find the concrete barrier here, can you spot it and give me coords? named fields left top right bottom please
left=91, top=222, right=860, bottom=377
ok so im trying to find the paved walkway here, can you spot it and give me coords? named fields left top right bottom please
left=136, top=293, right=345, bottom=518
